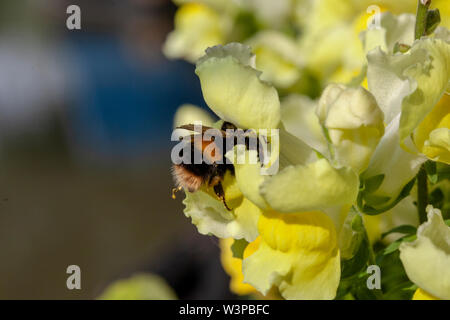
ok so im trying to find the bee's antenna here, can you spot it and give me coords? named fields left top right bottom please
left=171, top=186, right=183, bottom=199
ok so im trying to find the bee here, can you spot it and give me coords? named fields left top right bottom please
left=171, top=121, right=260, bottom=210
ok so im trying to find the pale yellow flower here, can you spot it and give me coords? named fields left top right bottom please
left=400, top=205, right=450, bottom=300
left=316, top=84, right=385, bottom=172
left=164, top=2, right=229, bottom=62
left=412, top=288, right=441, bottom=300
left=219, top=238, right=258, bottom=296
left=413, top=94, right=450, bottom=164
left=243, top=210, right=341, bottom=300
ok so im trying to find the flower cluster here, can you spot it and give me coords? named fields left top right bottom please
left=166, top=0, right=450, bottom=300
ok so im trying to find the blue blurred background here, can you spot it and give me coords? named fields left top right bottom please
left=0, top=0, right=231, bottom=299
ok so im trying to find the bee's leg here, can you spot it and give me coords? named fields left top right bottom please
left=171, top=186, right=183, bottom=199
left=213, top=182, right=230, bottom=211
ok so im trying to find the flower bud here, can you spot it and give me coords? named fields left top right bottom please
left=317, top=84, right=385, bottom=172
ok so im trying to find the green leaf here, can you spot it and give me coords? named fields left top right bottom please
left=352, top=281, right=383, bottom=300
left=381, top=225, right=417, bottom=239
left=364, top=194, right=391, bottom=206
left=383, top=241, right=402, bottom=255
left=359, top=177, right=416, bottom=215
left=425, top=9, right=441, bottom=35
left=351, top=213, right=364, bottom=232
left=341, top=236, right=370, bottom=279
left=363, top=174, right=385, bottom=194
left=231, top=238, right=249, bottom=259
left=445, top=219, right=450, bottom=227
left=375, top=250, right=414, bottom=300
left=383, top=234, right=417, bottom=255
left=383, top=282, right=417, bottom=300
left=340, top=212, right=370, bottom=279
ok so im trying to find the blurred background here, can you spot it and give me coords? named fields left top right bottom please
left=0, top=0, right=233, bottom=299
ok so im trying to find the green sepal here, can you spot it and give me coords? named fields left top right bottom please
left=340, top=211, right=370, bottom=279
left=382, top=234, right=417, bottom=256
left=425, top=9, right=441, bottom=35
left=381, top=225, right=417, bottom=240
left=357, top=177, right=416, bottom=215
left=362, top=174, right=385, bottom=194
left=231, top=238, right=249, bottom=259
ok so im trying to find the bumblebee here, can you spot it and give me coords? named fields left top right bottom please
left=171, top=121, right=258, bottom=210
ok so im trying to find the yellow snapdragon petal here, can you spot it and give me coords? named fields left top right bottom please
left=231, top=149, right=269, bottom=210
left=423, top=128, right=450, bottom=164
left=318, top=85, right=385, bottom=172
left=183, top=173, right=261, bottom=242
left=362, top=115, right=426, bottom=202
left=399, top=205, right=450, bottom=300
left=260, top=158, right=359, bottom=213
left=163, top=3, right=226, bottom=62
left=242, top=210, right=340, bottom=300
left=300, top=25, right=364, bottom=84
left=196, top=43, right=281, bottom=129
left=412, top=288, right=440, bottom=300
left=361, top=13, right=415, bottom=55
left=227, top=129, right=318, bottom=210
left=247, top=31, right=304, bottom=89
left=367, top=46, right=427, bottom=124
left=413, top=94, right=450, bottom=164
left=241, top=0, right=291, bottom=28
left=173, top=104, right=215, bottom=128
left=281, top=95, right=329, bottom=157
left=220, top=238, right=257, bottom=296
left=400, top=39, right=450, bottom=144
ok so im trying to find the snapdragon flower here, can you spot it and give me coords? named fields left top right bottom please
left=168, top=2, right=449, bottom=300
left=357, top=13, right=449, bottom=213
left=163, top=0, right=301, bottom=64
left=399, top=205, right=450, bottom=300
left=245, top=31, right=304, bottom=90
left=299, top=0, right=449, bottom=83
left=316, top=84, right=385, bottom=173
left=219, top=238, right=258, bottom=296
left=367, top=38, right=449, bottom=157
left=174, top=43, right=364, bottom=299
left=163, top=1, right=234, bottom=62
left=243, top=210, right=340, bottom=300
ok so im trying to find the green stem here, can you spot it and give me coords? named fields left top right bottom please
left=417, top=164, right=428, bottom=224
left=415, top=0, right=431, bottom=39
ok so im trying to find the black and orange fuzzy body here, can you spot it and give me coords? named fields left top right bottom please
left=171, top=122, right=240, bottom=210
